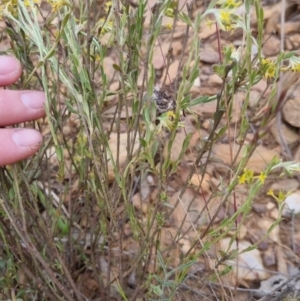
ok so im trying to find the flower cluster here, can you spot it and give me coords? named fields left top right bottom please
left=267, top=190, right=289, bottom=204
left=214, top=0, right=242, bottom=32
left=261, top=58, right=276, bottom=79
left=0, top=0, right=40, bottom=19
left=218, top=0, right=242, bottom=9
left=157, top=111, right=177, bottom=132
left=0, top=0, right=72, bottom=18
left=239, top=169, right=267, bottom=185
left=284, top=55, right=300, bottom=72
left=97, top=18, right=114, bottom=36
left=48, top=0, right=70, bottom=12
left=260, top=54, right=300, bottom=80
left=238, top=168, right=254, bottom=184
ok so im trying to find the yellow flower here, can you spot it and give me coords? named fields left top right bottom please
left=255, top=171, right=267, bottom=184
left=218, top=10, right=237, bottom=31
left=24, top=0, right=41, bottom=5
left=157, top=111, right=180, bottom=132
left=238, top=173, right=246, bottom=184
left=267, top=189, right=288, bottom=204
left=97, top=18, right=114, bottom=36
left=48, top=0, right=70, bottom=12
left=205, top=17, right=215, bottom=29
left=165, top=23, right=173, bottom=30
left=277, top=191, right=287, bottom=203
left=0, top=0, right=41, bottom=18
left=238, top=168, right=254, bottom=185
left=265, top=67, right=275, bottom=78
left=220, top=10, right=231, bottom=25
left=261, top=58, right=276, bottom=79
left=291, top=63, right=300, bottom=72
left=105, top=1, right=112, bottom=13
left=287, top=55, right=300, bottom=72
left=218, top=0, right=242, bottom=8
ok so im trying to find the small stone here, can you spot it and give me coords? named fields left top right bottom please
left=263, top=36, right=281, bottom=56
left=270, top=179, right=299, bottom=194
left=270, top=119, right=299, bottom=145
left=252, top=203, right=267, bottom=214
left=286, top=34, right=300, bottom=51
left=212, top=144, right=278, bottom=174
left=208, top=73, right=223, bottom=86
left=199, top=25, right=216, bottom=39
left=282, top=191, right=300, bottom=217
left=249, top=90, right=262, bottom=108
left=202, top=119, right=211, bottom=130
left=270, top=207, right=279, bottom=220
left=266, top=202, right=276, bottom=211
left=193, top=77, right=201, bottom=87
left=294, top=145, right=300, bottom=162
left=190, top=173, right=211, bottom=194
left=200, top=47, right=220, bottom=64
left=263, top=249, right=276, bottom=266
left=276, top=22, right=300, bottom=35
left=282, top=96, right=300, bottom=128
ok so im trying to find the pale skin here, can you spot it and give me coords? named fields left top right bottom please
left=0, top=56, right=45, bottom=166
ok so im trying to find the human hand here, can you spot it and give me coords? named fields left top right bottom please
left=0, top=56, right=45, bottom=166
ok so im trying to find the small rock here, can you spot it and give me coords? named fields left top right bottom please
left=276, top=22, right=300, bottom=35
left=208, top=73, right=223, bottom=86
left=270, top=119, right=299, bottom=145
left=249, top=90, right=262, bottom=108
left=270, top=179, right=300, bottom=194
left=282, top=191, right=300, bottom=217
left=266, top=202, right=276, bottom=211
left=202, top=119, right=212, bottom=130
left=252, top=78, right=268, bottom=94
left=294, top=145, right=300, bottom=162
left=286, top=34, right=300, bottom=51
left=270, top=207, right=279, bottom=220
left=190, top=173, right=211, bottom=194
left=258, top=240, right=269, bottom=251
left=193, top=76, right=201, bottom=87
left=132, top=193, right=148, bottom=214
left=199, top=24, right=216, bottom=39
left=200, top=47, right=220, bottom=64
left=219, top=238, right=268, bottom=281
left=282, top=96, right=300, bottom=128
left=212, top=144, right=278, bottom=174
left=253, top=203, right=267, bottom=214
left=263, top=36, right=281, bottom=56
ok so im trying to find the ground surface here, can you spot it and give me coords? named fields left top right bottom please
left=1, top=0, right=300, bottom=300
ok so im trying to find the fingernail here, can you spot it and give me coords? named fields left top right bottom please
left=21, top=91, right=46, bottom=110
left=0, top=56, right=21, bottom=76
left=12, top=129, right=42, bottom=147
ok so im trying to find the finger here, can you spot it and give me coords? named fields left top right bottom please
left=0, top=56, right=22, bottom=86
left=0, top=90, right=46, bottom=126
left=0, top=128, right=42, bottom=166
